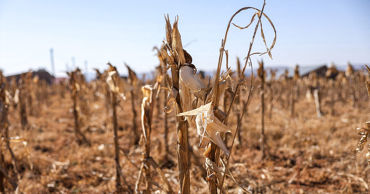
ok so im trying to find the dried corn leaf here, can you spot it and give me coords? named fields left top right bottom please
left=141, top=85, right=154, bottom=140
left=178, top=102, right=231, bottom=156
left=171, top=17, right=186, bottom=65
left=106, top=69, right=126, bottom=101
left=165, top=15, right=172, bottom=47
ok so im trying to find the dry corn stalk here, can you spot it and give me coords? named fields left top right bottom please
left=68, top=69, right=91, bottom=146
left=174, top=2, right=275, bottom=192
left=24, top=71, right=35, bottom=116
left=105, top=63, right=132, bottom=193
left=94, top=68, right=112, bottom=113
left=0, top=71, right=18, bottom=191
left=214, top=1, right=276, bottom=192
left=307, top=72, right=323, bottom=117
left=18, top=74, right=28, bottom=130
left=125, top=64, right=141, bottom=145
left=162, top=16, right=191, bottom=194
left=267, top=68, right=277, bottom=119
left=154, top=65, right=163, bottom=121
left=136, top=85, right=155, bottom=193
left=161, top=66, right=171, bottom=160
left=153, top=49, right=172, bottom=161
left=135, top=84, right=173, bottom=193
left=162, top=2, right=275, bottom=192
left=346, top=63, right=358, bottom=107
left=290, top=65, right=300, bottom=118
left=235, top=57, right=243, bottom=146
left=258, top=61, right=267, bottom=158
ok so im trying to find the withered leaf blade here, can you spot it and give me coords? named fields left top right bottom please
left=177, top=102, right=231, bottom=156
left=171, top=17, right=186, bottom=65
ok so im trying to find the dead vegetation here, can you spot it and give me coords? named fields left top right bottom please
left=0, top=1, right=369, bottom=194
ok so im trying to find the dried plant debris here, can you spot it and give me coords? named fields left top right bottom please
left=356, top=122, right=370, bottom=164
left=1, top=1, right=370, bottom=193
left=178, top=103, right=231, bottom=156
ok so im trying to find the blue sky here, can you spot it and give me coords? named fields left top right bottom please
left=0, top=0, right=369, bottom=76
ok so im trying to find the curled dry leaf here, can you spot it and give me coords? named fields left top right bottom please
left=106, top=71, right=119, bottom=93
left=14, top=89, right=19, bottom=105
left=106, top=70, right=126, bottom=101
left=5, top=90, right=11, bottom=105
left=141, top=85, right=154, bottom=140
left=177, top=102, right=231, bottom=156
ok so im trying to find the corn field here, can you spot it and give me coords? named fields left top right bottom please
left=0, top=2, right=369, bottom=194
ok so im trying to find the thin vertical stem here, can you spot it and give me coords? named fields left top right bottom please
left=163, top=89, right=170, bottom=158
left=112, top=92, right=123, bottom=192
left=130, top=90, right=140, bottom=145
left=261, top=71, right=266, bottom=159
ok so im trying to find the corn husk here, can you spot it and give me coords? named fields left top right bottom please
left=179, top=65, right=205, bottom=92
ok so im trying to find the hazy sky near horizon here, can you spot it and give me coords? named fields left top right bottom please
left=0, top=0, right=369, bottom=76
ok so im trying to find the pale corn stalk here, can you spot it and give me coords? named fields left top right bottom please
left=92, top=69, right=102, bottom=101
left=329, top=79, right=336, bottom=116
left=68, top=69, right=91, bottom=146
left=31, top=76, right=40, bottom=116
left=162, top=72, right=170, bottom=160
left=9, top=78, right=18, bottom=109
left=94, top=68, right=112, bottom=113
left=155, top=66, right=163, bottom=121
left=57, top=79, right=66, bottom=98
left=280, top=69, right=290, bottom=109
left=308, top=72, right=323, bottom=118
left=25, top=71, right=35, bottom=116
left=125, top=64, right=141, bottom=145
left=346, top=63, right=357, bottom=107
left=257, top=61, right=266, bottom=158
left=290, top=65, right=300, bottom=118
left=313, top=88, right=323, bottom=118
left=105, top=64, right=132, bottom=193
left=136, top=85, right=155, bottom=193
left=335, top=72, right=346, bottom=103
left=153, top=55, right=171, bottom=161
left=326, top=65, right=338, bottom=115
left=267, top=69, right=276, bottom=119
left=235, top=57, right=243, bottom=146
left=135, top=84, right=173, bottom=193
